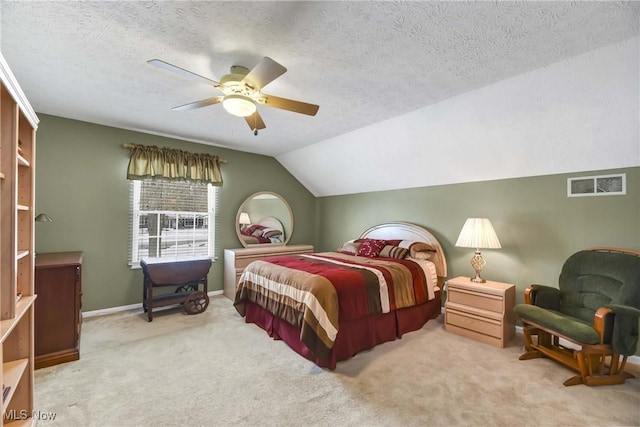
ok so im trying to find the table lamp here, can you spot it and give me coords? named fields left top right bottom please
left=239, top=212, right=251, bottom=231
left=455, top=218, right=501, bottom=283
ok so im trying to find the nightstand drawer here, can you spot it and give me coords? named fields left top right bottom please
left=448, top=287, right=504, bottom=313
left=446, top=309, right=502, bottom=338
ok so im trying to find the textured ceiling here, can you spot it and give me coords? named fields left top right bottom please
left=1, top=1, right=638, bottom=156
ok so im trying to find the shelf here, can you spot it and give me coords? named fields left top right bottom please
left=4, top=418, right=35, bottom=427
left=2, top=51, right=38, bottom=427
left=2, top=359, right=28, bottom=412
left=0, top=297, right=35, bottom=344
left=16, top=154, right=29, bottom=168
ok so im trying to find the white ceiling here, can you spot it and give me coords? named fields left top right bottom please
left=1, top=1, right=638, bottom=158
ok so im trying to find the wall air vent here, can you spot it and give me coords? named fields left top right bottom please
left=567, top=173, right=626, bottom=197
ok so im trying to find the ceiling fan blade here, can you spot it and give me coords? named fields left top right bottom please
left=241, top=57, right=287, bottom=91
left=261, top=94, right=319, bottom=116
left=245, top=111, right=266, bottom=130
left=172, top=96, right=224, bottom=111
left=148, top=59, right=219, bottom=86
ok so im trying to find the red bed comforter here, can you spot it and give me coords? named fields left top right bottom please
left=233, top=252, right=433, bottom=360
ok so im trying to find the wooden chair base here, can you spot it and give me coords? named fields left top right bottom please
left=520, top=324, right=635, bottom=387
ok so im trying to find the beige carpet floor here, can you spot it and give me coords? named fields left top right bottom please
left=34, top=296, right=640, bottom=426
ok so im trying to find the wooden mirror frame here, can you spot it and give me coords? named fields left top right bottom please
left=235, top=191, right=294, bottom=248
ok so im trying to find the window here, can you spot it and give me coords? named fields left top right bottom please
left=129, top=179, right=217, bottom=266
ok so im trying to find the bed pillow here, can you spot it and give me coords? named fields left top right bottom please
left=411, top=250, right=433, bottom=260
left=243, top=224, right=266, bottom=237
left=337, top=241, right=362, bottom=255
left=241, top=224, right=255, bottom=236
left=357, top=239, right=387, bottom=258
left=262, top=228, right=282, bottom=239
left=410, top=243, right=436, bottom=258
left=379, top=245, right=409, bottom=259
left=397, top=240, right=437, bottom=258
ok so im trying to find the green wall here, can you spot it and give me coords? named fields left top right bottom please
left=316, top=167, right=640, bottom=303
left=35, top=113, right=640, bottom=316
left=34, top=114, right=315, bottom=311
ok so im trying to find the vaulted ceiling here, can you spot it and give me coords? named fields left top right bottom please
left=2, top=1, right=637, bottom=157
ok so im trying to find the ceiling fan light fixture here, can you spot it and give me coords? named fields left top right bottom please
left=222, top=94, right=256, bottom=117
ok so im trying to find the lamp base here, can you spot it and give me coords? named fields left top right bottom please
left=469, top=250, right=487, bottom=283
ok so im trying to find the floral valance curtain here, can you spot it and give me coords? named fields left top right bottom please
left=125, top=144, right=224, bottom=186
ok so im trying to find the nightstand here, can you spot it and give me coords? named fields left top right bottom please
left=444, top=276, right=516, bottom=348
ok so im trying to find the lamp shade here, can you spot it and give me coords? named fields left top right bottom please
left=238, top=212, right=251, bottom=225
left=35, top=213, right=53, bottom=222
left=222, top=95, right=257, bottom=117
left=455, top=218, right=501, bottom=249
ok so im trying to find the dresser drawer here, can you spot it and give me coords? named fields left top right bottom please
left=236, top=249, right=313, bottom=269
left=446, top=308, right=502, bottom=339
left=224, top=245, right=314, bottom=300
left=236, top=256, right=262, bottom=269
left=448, top=287, right=504, bottom=313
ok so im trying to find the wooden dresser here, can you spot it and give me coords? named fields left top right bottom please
left=34, top=252, right=83, bottom=369
left=224, top=245, right=314, bottom=299
left=444, top=276, right=516, bottom=348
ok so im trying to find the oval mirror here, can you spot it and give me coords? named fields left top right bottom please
left=235, top=191, right=293, bottom=247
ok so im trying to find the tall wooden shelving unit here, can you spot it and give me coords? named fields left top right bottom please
left=0, top=52, right=38, bottom=426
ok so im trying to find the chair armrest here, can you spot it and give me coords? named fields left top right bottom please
left=599, top=305, right=640, bottom=354
left=606, top=304, right=640, bottom=317
left=595, top=305, right=640, bottom=345
left=525, top=284, right=561, bottom=310
left=594, top=307, right=614, bottom=343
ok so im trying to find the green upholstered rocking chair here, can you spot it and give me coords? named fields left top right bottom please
left=514, top=247, right=640, bottom=386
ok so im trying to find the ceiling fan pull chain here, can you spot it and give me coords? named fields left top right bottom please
left=253, top=114, right=258, bottom=136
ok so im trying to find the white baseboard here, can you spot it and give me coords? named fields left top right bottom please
left=82, top=290, right=223, bottom=318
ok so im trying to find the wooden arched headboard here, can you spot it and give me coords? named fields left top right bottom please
left=360, top=221, right=447, bottom=278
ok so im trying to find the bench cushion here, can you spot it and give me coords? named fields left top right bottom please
left=514, top=304, right=600, bottom=344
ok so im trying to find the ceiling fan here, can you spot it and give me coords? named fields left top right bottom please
left=148, top=57, right=319, bottom=135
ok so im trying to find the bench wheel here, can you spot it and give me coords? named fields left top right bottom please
left=184, top=291, right=209, bottom=315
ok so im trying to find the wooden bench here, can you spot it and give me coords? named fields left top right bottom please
left=140, top=257, right=212, bottom=322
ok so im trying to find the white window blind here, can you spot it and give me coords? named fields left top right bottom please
left=129, top=179, right=217, bottom=267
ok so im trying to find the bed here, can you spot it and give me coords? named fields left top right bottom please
left=233, top=222, right=447, bottom=369
left=239, top=216, right=285, bottom=245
